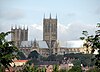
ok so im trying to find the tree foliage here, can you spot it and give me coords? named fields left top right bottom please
left=80, top=23, right=100, bottom=68
left=0, top=32, right=18, bottom=69
left=47, top=54, right=57, bottom=61
left=86, top=67, right=99, bottom=72
left=17, top=65, right=46, bottom=72
left=46, top=54, right=63, bottom=61
left=64, top=53, right=94, bottom=67
left=72, top=59, right=81, bottom=66
left=68, top=65, right=82, bottom=72
left=17, top=51, right=26, bottom=60
left=53, top=64, right=59, bottom=72
left=28, top=50, right=39, bottom=59
left=17, top=65, right=35, bottom=72
left=59, top=69, right=67, bottom=72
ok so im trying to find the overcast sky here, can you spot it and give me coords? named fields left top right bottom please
left=0, top=0, right=100, bottom=41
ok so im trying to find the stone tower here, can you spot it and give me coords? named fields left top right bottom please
left=11, top=26, right=28, bottom=47
left=43, top=14, right=57, bottom=55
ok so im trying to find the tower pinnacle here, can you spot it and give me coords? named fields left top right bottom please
left=56, top=14, right=57, bottom=20
left=50, top=13, right=51, bottom=19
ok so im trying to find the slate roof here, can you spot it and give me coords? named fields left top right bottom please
left=20, top=40, right=48, bottom=48
left=37, top=41, right=48, bottom=48
left=20, top=41, right=33, bottom=47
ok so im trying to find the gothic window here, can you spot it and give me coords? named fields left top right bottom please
left=54, top=24, right=57, bottom=32
left=48, top=24, right=50, bottom=32
left=53, top=24, right=55, bottom=32
left=51, top=24, right=53, bottom=32
left=44, top=24, right=47, bottom=32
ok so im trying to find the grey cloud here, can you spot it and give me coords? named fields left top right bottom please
left=28, top=24, right=43, bottom=40
left=27, top=22, right=97, bottom=41
left=58, top=22, right=97, bottom=41
left=0, top=8, right=24, bottom=20
left=0, top=21, right=11, bottom=32
left=67, top=13, right=76, bottom=17
left=95, top=7, right=100, bottom=15
left=0, top=21, right=97, bottom=41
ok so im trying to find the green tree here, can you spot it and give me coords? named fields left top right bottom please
left=64, top=53, right=94, bottom=67
left=72, top=59, right=81, bottom=66
left=47, top=54, right=57, bottom=61
left=68, top=66, right=82, bottom=72
left=86, top=67, right=99, bottom=72
left=53, top=64, right=59, bottom=72
left=26, top=58, right=39, bottom=65
left=27, top=50, right=40, bottom=65
left=59, top=69, right=67, bottom=72
left=18, top=65, right=34, bottom=72
left=28, top=50, right=39, bottom=59
left=18, top=65, right=46, bottom=72
left=17, top=51, right=26, bottom=60
left=80, top=23, right=100, bottom=68
left=0, top=32, right=18, bottom=71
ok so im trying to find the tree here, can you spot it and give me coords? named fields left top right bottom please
left=47, top=54, right=57, bottom=61
left=27, top=50, right=40, bottom=65
left=28, top=50, right=39, bottom=59
left=80, top=23, right=100, bottom=68
left=17, top=51, right=26, bottom=60
left=86, top=67, right=99, bottom=72
left=59, top=69, right=67, bottom=72
left=53, top=64, right=59, bottom=72
left=64, top=53, right=94, bottom=67
left=68, top=66, right=82, bottom=72
left=17, top=64, right=46, bottom=72
left=21, top=65, right=35, bottom=72
left=0, top=32, right=18, bottom=70
left=72, top=59, right=81, bottom=66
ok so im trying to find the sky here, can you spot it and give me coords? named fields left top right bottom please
left=0, top=0, right=100, bottom=41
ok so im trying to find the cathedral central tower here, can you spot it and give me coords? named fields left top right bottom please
left=43, top=14, right=57, bottom=54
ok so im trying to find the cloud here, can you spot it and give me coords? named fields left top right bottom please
left=95, top=7, right=100, bottom=15
left=0, top=8, right=25, bottom=32
left=64, top=22, right=97, bottom=40
left=28, top=24, right=43, bottom=40
left=67, top=13, right=76, bottom=17
left=27, top=22, right=97, bottom=41
left=0, top=8, right=24, bottom=20
left=0, top=22, right=11, bottom=32
left=0, top=20, right=97, bottom=41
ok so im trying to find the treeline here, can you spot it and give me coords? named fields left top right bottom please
left=17, top=51, right=95, bottom=67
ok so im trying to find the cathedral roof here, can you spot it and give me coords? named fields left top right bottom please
left=20, top=41, right=33, bottom=47
left=20, top=40, right=48, bottom=48
left=37, top=40, right=48, bottom=48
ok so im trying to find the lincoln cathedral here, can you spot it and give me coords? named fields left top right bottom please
left=11, top=15, right=91, bottom=57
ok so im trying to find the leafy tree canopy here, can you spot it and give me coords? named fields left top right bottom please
left=80, top=23, right=100, bottom=69
left=0, top=31, right=18, bottom=69
left=28, top=50, right=39, bottom=59
left=17, top=51, right=26, bottom=60
left=68, top=65, right=82, bottom=72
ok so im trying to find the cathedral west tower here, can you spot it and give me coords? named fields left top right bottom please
left=11, top=26, right=28, bottom=47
